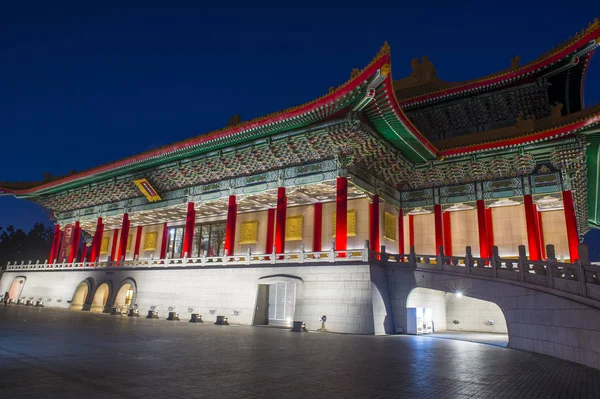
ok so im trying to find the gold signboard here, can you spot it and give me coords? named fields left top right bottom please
left=134, top=178, right=161, bottom=202
left=100, top=237, right=110, bottom=254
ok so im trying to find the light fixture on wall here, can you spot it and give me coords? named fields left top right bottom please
left=232, top=310, right=239, bottom=316
left=535, top=196, right=564, bottom=211
left=455, top=291, right=463, bottom=298
left=446, top=203, right=475, bottom=212
left=488, top=198, right=521, bottom=208
left=407, top=207, right=432, bottom=215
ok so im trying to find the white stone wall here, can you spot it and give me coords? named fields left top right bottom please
left=387, top=267, right=600, bottom=369
left=0, top=263, right=378, bottom=334
left=445, top=294, right=507, bottom=333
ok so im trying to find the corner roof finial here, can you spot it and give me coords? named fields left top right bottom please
left=378, top=41, right=390, bottom=57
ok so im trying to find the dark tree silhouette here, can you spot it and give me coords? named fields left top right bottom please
left=0, top=223, right=54, bottom=269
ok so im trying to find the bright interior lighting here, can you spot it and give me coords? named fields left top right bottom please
left=455, top=291, right=463, bottom=298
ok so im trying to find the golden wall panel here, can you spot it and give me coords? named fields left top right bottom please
left=239, top=221, right=259, bottom=244
left=126, top=235, right=132, bottom=252
left=100, top=237, right=109, bottom=254
left=286, top=216, right=304, bottom=241
left=332, top=209, right=357, bottom=237
left=143, top=232, right=158, bottom=251
left=384, top=211, right=397, bottom=241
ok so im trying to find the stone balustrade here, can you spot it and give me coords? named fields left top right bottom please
left=5, top=241, right=600, bottom=306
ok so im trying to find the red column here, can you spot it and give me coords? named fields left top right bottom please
left=563, top=190, right=580, bottom=262
left=274, top=187, right=287, bottom=254
left=160, top=222, right=168, bottom=259
left=313, top=203, right=322, bottom=252
left=476, top=200, right=490, bottom=258
left=336, top=177, right=348, bottom=252
left=133, top=226, right=143, bottom=259
left=117, top=213, right=130, bottom=262
left=398, top=209, right=405, bottom=255
left=443, top=211, right=452, bottom=257
left=224, top=195, right=237, bottom=256
left=485, top=208, right=494, bottom=253
left=434, top=204, right=443, bottom=255
left=68, top=221, right=81, bottom=263
left=181, top=202, right=196, bottom=257
left=409, top=214, right=415, bottom=249
left=369, top=195, right=380, bottom=251
left=524, top=194, right=541, bottom=260
left=265, top=208, right=275, bottom=254
left=110, top=229, right=120, bottom=262
left=93, top=221, right=104, bottom=262
left=81, top=244, right=88, bottom=263
left=49, top=224, right=61, bottom=263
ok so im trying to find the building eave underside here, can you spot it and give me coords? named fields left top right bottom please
left=396, top=19, right=600, bottom=107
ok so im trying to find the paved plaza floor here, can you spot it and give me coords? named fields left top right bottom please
left=0, top=306, right=599, bottom=398
left=426, top=331, right=509, bottom=347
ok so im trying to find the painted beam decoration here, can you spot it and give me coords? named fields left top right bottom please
left=134, top=179, right=161, bottom=202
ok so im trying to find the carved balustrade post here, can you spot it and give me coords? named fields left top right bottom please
left=246, top=248, right=251, bottom=266
left=299, top=244, right=305, bottom=264
left=437, top=245, right=444, bottom=269
left=409, top=246, right=416, bottom=268
left=362, top=240, right=370, bottom=262
left=518, top=245, right=527, bottom=281
left=491, top=246, right=499, bottom=278
left=465, top=246, right=473, bottom=273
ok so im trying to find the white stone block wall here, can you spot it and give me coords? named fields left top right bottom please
left=0, top=263, right=379, bottom=335
left=387, top=267, right=600, bottom=369
left=446, top=294, right=507, bottom=333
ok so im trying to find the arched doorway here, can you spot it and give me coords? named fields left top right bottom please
left=254, top=275, right=303, bottom=327
left=113, top=279, right=137, bottom=313
left=90, top=282, right=111, bottom=313
left=7, top=276, right=26, bottom=303
left=406, top=287, right=508, bottom=346
left=70, top=279, right=92, bottom=311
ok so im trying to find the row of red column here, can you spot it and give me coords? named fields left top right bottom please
left=48, top=186, right=581, bottom=263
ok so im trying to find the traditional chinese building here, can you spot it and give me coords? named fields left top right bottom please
left=2, top=20, right=600, bottom=367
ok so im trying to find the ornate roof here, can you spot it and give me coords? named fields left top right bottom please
left=438, top=104, right=600, bottom=158
left=395, top=19, right=600, bottom=107
left=0, top=43, right=437, bottom=198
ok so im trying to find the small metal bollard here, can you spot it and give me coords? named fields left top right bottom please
left=127, top=308, right=139, bottom=317
left=167, top=311, right=180, bottom=321
left=215, top=315, right=229, bottom=325
left=318, top=315, right=328, bottom=332
left=291, top=321, right=308, bottom=332
left=189, top=313, right=203, bottom=323
left=110, top=307, right=122, bottom=315
left=146, top=310, right=159, bottom=319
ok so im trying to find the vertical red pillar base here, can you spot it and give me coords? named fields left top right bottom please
left=476, top=200, right=489, bottom=259
left=224, top=195, right=237, bottom=256
left=182, top=202, right=196, bottom=258
left=524, top=194, right=541, bottom=261
left=49, top=224, right=61, bottom=264
left=133, top=226, right=143, bottom=259
left=443, top=211, right=452, bottom=257
left=434, top=204, right=443, bottom=256
left=313, top=203, right=323, bottom=253
left=110, top=229, right=120, bottom=263
left=408, top=214, right=415, bottom=251
left=160, top=222, right=168, bottom=261
left=274, top=188, right=287, bottom=257
left=336, top=177, right=348, bottom=256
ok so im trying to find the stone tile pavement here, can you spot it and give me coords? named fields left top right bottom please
left=0, top=306, right=599, bottom=398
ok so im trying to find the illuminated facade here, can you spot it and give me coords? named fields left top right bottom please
left=2, top=20, right=600, bottom=368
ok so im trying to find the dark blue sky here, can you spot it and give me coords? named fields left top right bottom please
left=1, top=2, right=599, bottom=247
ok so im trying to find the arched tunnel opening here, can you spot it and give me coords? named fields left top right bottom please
left=406, top=287, right=508, bottom=347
